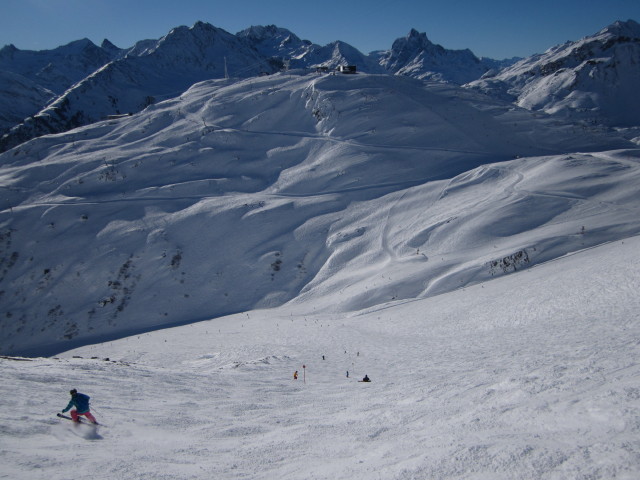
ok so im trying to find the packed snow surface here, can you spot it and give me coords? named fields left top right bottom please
left=1, top=236, right=639, bottom=479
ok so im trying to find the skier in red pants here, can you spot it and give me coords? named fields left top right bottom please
left=61, top=389, right=98, bottom=424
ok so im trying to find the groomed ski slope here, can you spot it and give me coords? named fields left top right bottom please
left=1, top=234, right=639, bottom=480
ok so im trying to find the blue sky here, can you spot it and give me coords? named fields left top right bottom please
left=1, top=0, right=639, bottom=59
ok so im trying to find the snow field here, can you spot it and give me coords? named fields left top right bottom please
left=1, top=235, right=639, bottom=479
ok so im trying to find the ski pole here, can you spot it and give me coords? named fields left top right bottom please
left=91, top=405, right=103, bottom=416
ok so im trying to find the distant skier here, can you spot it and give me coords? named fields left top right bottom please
left=61, top=389, right=98, bottom=424
left=293, top=371, right=298, bottom=380
left=361, top=375, right=371, bottom=382
left=346, top=371, right=349, bottom=378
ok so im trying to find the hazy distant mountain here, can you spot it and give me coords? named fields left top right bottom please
left=479, top=56, right=522, bottom=73
left=468, top=19, right=640, bottom=127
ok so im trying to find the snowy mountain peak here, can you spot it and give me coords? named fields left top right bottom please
left=379, top=28, right=486, bottom=83
left=2, top=19, right=640, bottom=153
left=100, top=38, right=122, bottom=52
left=156, top=21, right=234, bottom=53
left=329, top=40, right=366, bottom=63
left=237, top=24, right=311, bottom=59
left=598, top=18, right=640, bottom=39
left=0, top=43, right=18, bottom=55
left=468, top=18, right=640, bottom=126
left=402, top=28, right=435, bottom=48
left=389, top=28, right=439, bottom=60
left=0, top=21, right=272, bottom=152
left=239, top=24, right=304, bottom=45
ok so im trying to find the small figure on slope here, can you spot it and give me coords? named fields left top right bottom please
left=361, top=375, right=371, bottom=382
left=61, top=389, right=98, bottom=424
left=293, top=370, right=298, bottom=380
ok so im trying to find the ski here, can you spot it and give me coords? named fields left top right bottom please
left=56, top=413, right=99, bottom=425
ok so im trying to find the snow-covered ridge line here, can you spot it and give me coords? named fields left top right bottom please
left=3, top=19, right=639, bottom=152
left=0, top=21, right=491, bottom=151
left=468, top=19, right=640, bottom=127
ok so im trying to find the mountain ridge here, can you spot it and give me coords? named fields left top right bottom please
left=468, top=19, right=640, bottom=127
left=4, top=19, right=636, bottom=152
left=0, top=20, right=514, bottom=151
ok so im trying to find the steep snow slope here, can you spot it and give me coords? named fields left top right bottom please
left=0, top=72, right=635, bottom=356
left=0, top=70, right=55, bottom=134
left=1, top=234, right=638, bottom=479
left=468, top=19, right=640, bottom=127
left=0, top=38, right=121, bottom=135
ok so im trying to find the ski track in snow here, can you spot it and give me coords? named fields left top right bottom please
left=1, top=237, right=639, bottom=479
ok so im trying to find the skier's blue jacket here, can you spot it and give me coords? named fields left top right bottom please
left=62, top=393, right=91, bottom=414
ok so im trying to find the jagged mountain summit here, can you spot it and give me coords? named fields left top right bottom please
left=378, top=29, right=488, bottom=83
left=237, top=25, right=313, bottom=61
left=468, top=19, right=640, bottom=127
left=238, top=25, right=383, bottom=72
